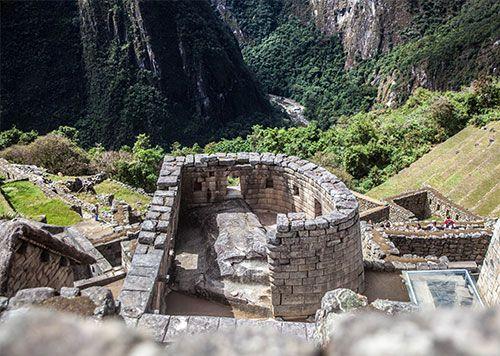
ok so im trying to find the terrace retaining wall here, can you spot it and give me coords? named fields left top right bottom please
left=477, top=220, right=500, bottom=306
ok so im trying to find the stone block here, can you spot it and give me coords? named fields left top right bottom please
left=138, top=231, right=156, bottom=245
left=137, top=314, right=170, bottom=342
left=9, top=287, right=56, bottom=309
left=60, top=287, right=80, bottom=298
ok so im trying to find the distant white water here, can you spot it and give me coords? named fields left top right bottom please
left=268, top=94, right=309, bottom=126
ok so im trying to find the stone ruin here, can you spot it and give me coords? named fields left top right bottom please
left=0, top=152, right=499, bottom=353
left=119, top=153, right=365, bottom=322
left=0, top=219, right=96, bottom=297
left=355, top=186, right=482, bottom=224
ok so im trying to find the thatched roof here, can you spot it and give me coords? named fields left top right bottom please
left=0, top=219, right=96, bottom=294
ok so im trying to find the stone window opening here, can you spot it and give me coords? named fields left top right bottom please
left=40, top=250, right=50, bottom=263
left=59, top=256, right=69, bottom=267
left=16, top=241, right=28, bottom=254
left=314, top=199, right=322, bottom=217
left=227, top=174, right=241, bottom=198
left=293, top=185, right=300, bottom=196
left=193, top=180, right=202, bottom=192
left=265, top=177, right=274, bottom=189
left=209, top=171, right=215, bottom=177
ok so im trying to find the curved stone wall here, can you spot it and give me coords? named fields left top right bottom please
left=119, top=153, right=364, bottom=322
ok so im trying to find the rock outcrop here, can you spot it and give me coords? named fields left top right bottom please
left=309, top=0, right=466, bottom=69
left=174, top=199, right=271, bottom=315
left=1, top=0, right=274, bottom=148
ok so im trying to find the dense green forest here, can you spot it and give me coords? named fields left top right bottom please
left=1, top=0, right=498, bottom=195
left=172, top=79, right=500, bottom=192
left=0, top=0, right=279, bottom=149
left=227, top=0, right=499, bottom=127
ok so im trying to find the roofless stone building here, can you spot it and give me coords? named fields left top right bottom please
left=0, top=219, right=95, bottom=297
left=119, top=153, right=364, bottom=321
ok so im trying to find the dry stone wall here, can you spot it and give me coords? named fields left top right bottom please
left=5, top=243, right=74, bottom=297
left=477, top=220, right=500, bottom=306
left=119, top=153, right=364, bottom=321
left=386, top=187, right=481, bottom=222
left=387, top=231, right=492, bottom=263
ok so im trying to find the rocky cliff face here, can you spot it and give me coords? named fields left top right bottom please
left=0, top=1, right=86, bottom=133
left=1, top=0, right=274, bottom=148
left=78, top=0, right=274, bottom=147
left=310, top=0, right=407, bottom=68
left=310, top=0, right=466, bottom=68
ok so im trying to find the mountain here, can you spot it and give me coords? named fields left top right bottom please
left=1, top=0, right=276, bottom=148
left=368, top=121, right=500, bottom=217
left=213, top=0, right=499, bottom=124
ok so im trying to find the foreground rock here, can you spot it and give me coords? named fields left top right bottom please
left=314, top=289, right=368, bottom=346
left=1, top=305, right=499, bottom=356
left=0, top=310, right=163, bottom=356
left=327, top=307, right=500, bottom=356
left=168, top=327, right=316, bottom=356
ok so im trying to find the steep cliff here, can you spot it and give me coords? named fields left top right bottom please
left=1, top=0, right=275, bottom=148
left=0, top=1, right=86, bottom=132
left=310, top=0, right=466, bottom=68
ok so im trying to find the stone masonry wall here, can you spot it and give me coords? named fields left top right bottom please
left=390, top=191, right=430, bottom=220
left=119, top=153, right=364, bottom=322
left=386, top=187, right=481, bottom=222
left=6, top=242, right=74, bottom=297
left=477, top=220, right=500, bottom=306
left=180, top=153, right=335, bottom=218
left=388, top=231, right=492, bottom=263
left=426, top=187, right=481, bottom=221
left=119, top=156, right=183, bottom=323
left=270, top=212, right=364, bottom=319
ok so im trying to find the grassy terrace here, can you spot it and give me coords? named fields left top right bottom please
left=76, top=179, right=151, bottom=213
left=0, top=180, right=82, bottom=226
left=369, top=122, right=500, bottom=217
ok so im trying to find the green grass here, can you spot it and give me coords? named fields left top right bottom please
left=94, top=179, right=150, bottom=212
left=1, top=180, right=82, bottom=226
left=227, top=176, right=240, bottom=187
left=368, top=121, right=500, bottom=217
left=0, top=189, right=15, bottom=218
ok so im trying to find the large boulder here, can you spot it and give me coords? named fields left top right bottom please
left=8, top=287, right=56, bottom=309
left=326, top=307, right=500, bottom=356
left=0, top=309, right=163, bottom=356
left=314, top=288, right=368, bottom=347
left=199, top=199, right=269, bottom=284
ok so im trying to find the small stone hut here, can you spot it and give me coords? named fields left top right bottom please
left=0, top=219, right=96, bottom=297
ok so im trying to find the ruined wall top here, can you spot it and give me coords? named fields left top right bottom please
left=158, top=152, right=359, bottom=224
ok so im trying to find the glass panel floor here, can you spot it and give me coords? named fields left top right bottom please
left=403, top=269, right=484, bottom=309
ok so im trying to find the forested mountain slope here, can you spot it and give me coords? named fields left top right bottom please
left=213, top=0, right=499, bottom=126
left=1, top=0, right=277, bottom=148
